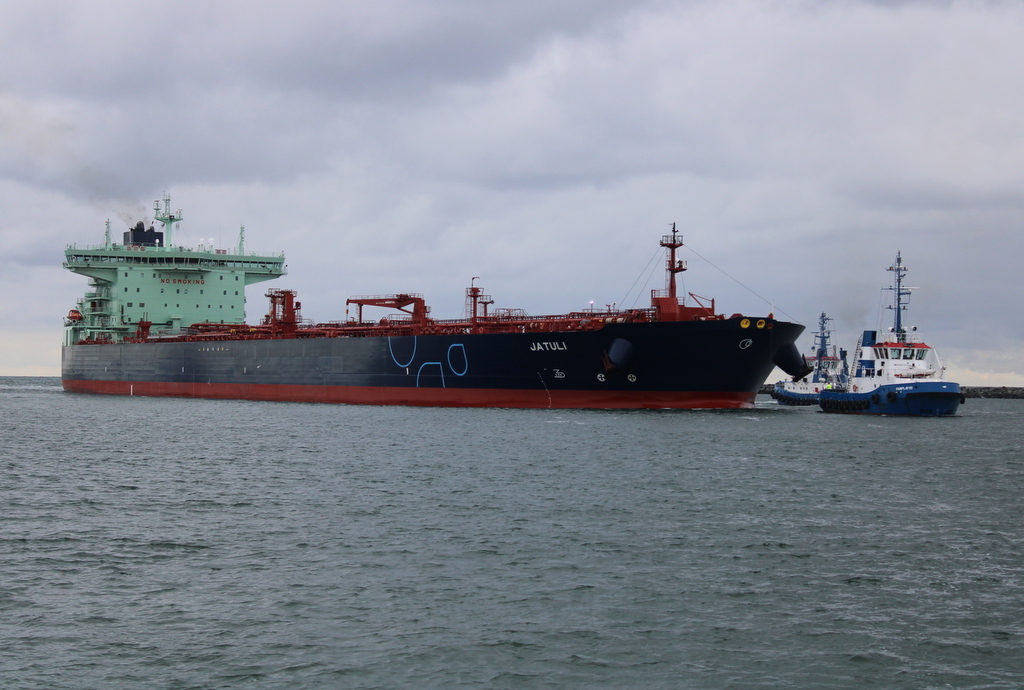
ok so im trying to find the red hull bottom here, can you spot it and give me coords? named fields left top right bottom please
left=62, top=380, right=756, bottom=409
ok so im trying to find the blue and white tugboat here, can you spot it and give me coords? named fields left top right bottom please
left=818, top=252, right=963, bottom=416
left=771, top=312, right=848, bottom=405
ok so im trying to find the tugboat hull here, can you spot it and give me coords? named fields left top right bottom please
left=819, top=382, right=963, bottom=416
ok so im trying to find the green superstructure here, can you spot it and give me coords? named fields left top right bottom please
left=64, top=194, right=286, bottom=345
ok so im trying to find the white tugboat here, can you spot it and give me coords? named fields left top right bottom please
left=818, top=252, right=963, bottom=416
left=771, top=312, right=848, bottom=405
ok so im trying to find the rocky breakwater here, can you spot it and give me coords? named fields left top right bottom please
left=962, top=387, right=1024, bottom=399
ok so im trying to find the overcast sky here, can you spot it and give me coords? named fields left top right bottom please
left=2, top=0, right=1022, bottom=384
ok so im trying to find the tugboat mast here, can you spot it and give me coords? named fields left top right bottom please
left=814, top=312, right=833, bottom=360
left=886, top=252, right=911, bottom=343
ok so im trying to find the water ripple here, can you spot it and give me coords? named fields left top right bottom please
left=1, top=379, right=1022, bottom=688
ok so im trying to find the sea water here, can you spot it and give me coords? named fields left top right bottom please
left=1, top=377, right=1022, bottom=689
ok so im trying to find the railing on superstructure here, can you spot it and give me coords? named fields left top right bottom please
left=64, top=244, right=285, bottom=272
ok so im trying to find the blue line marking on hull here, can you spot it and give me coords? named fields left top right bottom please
left=447, top=344, right=468, bottom=376
left=388, top=336, right=417, bottom=368
left=416, top=362, right=445, bottom=388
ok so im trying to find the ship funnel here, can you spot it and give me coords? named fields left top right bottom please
left=772, top=343, right=813, bottom=380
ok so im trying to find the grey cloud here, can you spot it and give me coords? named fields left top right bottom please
left=3, top=0, right=1024, bottom=383
left=2, top=1, right=641, bottom=101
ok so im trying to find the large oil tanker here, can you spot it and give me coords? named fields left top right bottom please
left=62, top=196, right=808, bottom=408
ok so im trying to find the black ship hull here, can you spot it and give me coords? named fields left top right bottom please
left=62, top=317, right=804, bottom=409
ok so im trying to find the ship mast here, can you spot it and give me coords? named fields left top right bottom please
left=885, top=251, right=911, bottom=343
left=660, top=222, right=687, bottom=300
left=153, top=193, right=183, bottom=247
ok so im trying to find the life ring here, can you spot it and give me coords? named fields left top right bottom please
left=853, top=385, right=858, bottom=392
left=886, top=391, right=897, bottom=403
